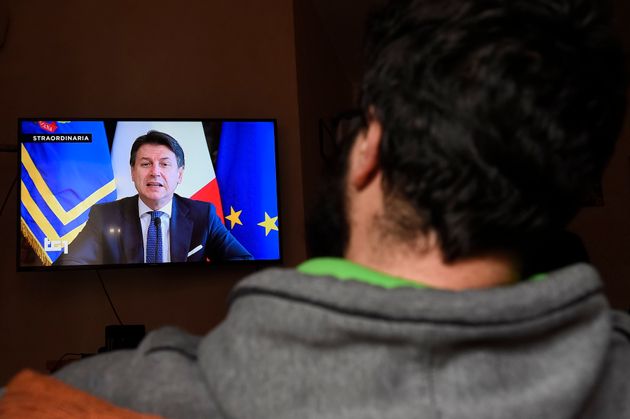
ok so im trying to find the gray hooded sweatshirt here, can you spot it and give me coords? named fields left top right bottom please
left=56, top=262, right=630, bottom=419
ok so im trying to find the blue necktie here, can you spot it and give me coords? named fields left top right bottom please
left=146, top=211, right=164, bottom=263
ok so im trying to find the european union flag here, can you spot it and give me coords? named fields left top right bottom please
left=216, top=121, right=280, bottom=260
left=20, top=121, right=117, bottom=265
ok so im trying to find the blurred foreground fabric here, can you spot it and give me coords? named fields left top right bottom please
left=0, top=369, right=164, bottom=419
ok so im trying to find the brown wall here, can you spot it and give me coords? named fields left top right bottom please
left=0, top=0, right=306, bottom=384
left=293, top=0, right=355, bottom=219
left=2, top=0, right=630, bottom=388
left=570, top=109, right=630, bottom=310
left=568, top=3, right=630, bottom=310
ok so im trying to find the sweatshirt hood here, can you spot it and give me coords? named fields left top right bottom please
left=199, top=263, right=611, bottom=419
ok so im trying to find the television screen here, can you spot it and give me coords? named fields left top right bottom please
left=17, top=119, right=281, bottom=270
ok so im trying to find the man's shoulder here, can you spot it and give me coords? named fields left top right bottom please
left=54, top=327, right=213, bottom=416
left=56, top=327, right=202, bottom=383
left=86, top=196, right=137, bottom=219
left=173, top=194, right=216, bottom=213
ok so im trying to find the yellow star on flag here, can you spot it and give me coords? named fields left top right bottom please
left=257, top=212, right=279, bottom=236
left=225, top=206, right=243, bottom=229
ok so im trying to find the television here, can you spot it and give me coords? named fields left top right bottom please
left=17, top=119, right=281, bottom=270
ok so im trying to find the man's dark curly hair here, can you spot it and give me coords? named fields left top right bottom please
left=359, top=0, right=627, bottom=262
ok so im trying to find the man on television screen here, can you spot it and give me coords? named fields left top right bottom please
left=41, top=0, right=629, bottom=417
left=56, top=130, right=252, bottom=265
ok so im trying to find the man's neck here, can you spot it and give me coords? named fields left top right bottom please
left=344, top=236, right=520, bottom=291
left=342, top=129, right=520, bottom=290
left=137, top=196, right=174, bottom=217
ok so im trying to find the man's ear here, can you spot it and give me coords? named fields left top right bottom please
left=178, top=166, right=184, bottom=184
left=350, top=117, right=382, bottom=190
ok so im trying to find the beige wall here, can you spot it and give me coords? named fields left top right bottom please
left=0, top=0, right=306, bottom=384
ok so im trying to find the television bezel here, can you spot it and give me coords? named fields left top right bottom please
left=16, top=117, right=284, bottom=272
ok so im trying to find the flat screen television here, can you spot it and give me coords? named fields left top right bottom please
left=17, top=119, right=281, bottom=270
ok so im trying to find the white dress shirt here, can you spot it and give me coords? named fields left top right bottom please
left=138, top=198, right=173, bottom=263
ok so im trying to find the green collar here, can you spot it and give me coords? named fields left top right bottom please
left=298, top=257, right=427, bottom=289
left=298, top=257, right=548, bottom=289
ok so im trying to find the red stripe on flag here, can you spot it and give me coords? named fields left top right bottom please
left=191, top=179, right=224, bottom=223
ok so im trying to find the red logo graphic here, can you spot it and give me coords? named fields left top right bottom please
left=38, top=121, right=58, bottom=133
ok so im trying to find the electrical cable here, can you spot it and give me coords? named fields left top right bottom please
left=96, top=270, right=124, bottom=325
left=0, top=174, right=17, bottom=217
left=50, top=352, right=84, bottom=373
left=0, top=145, right=18, bottom=217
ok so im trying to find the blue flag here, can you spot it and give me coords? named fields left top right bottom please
left=20, top=121, right=117, bottom=265
left=216, top=121, right=280, bottom=260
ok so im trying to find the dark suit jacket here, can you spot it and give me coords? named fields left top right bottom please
left=56, top=194, right=252, bottom=265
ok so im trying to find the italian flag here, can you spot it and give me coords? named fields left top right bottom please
left=110, top=121, right=224, bottom=221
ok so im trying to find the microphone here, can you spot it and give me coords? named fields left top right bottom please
left=154, top=216, right=161, bottom=262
